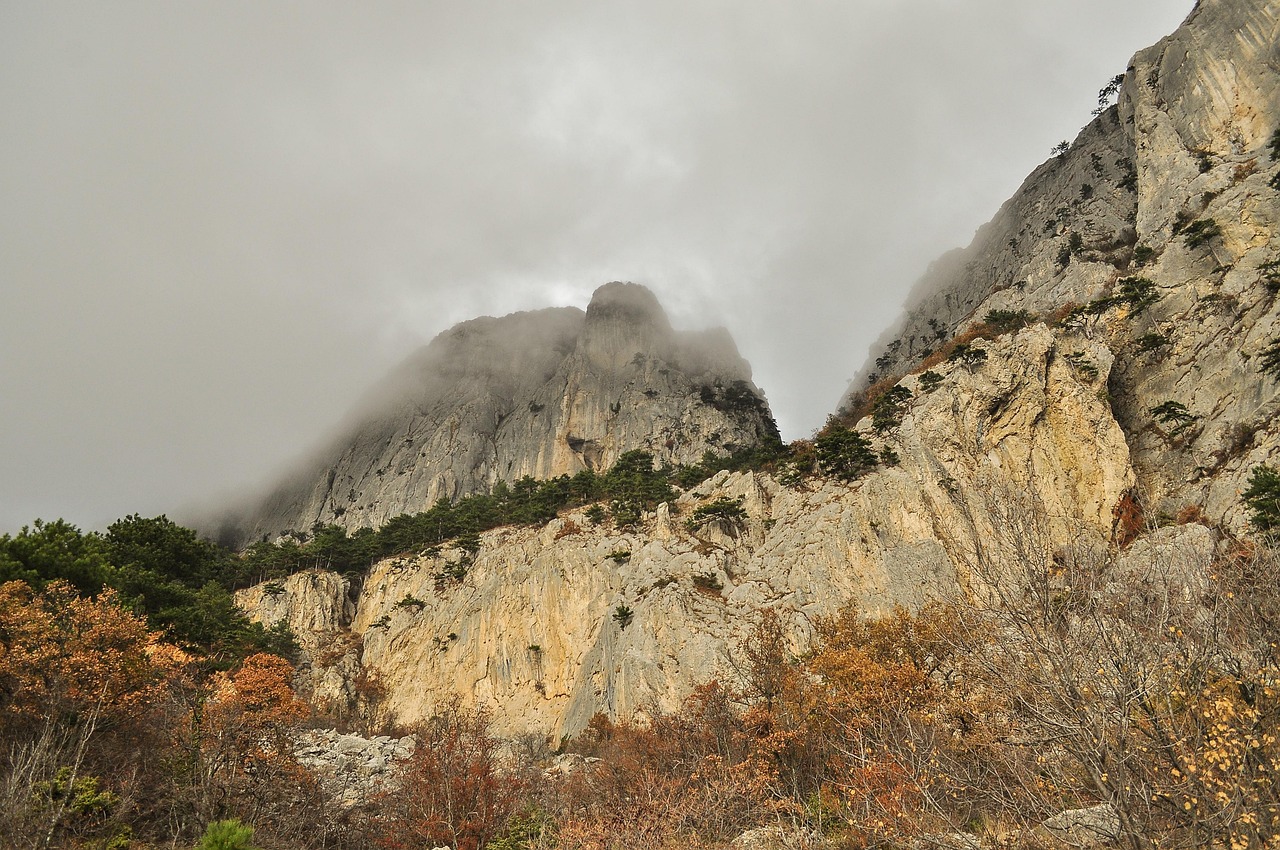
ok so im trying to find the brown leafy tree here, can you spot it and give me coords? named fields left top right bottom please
left=375, top=697, right=525, bottom=850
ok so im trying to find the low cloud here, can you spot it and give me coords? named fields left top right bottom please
left=0, top=1, right=1193, bottom=530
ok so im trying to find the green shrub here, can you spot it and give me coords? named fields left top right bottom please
left=1061, top=298, right=1113, bottom=328
left=1270, top=127, right=1280, bottom=162
left=1261, top=338, right=1280, bottom=380
left=1118, top=160, right=1138, bottom=192
left=1064, top=352, right=1099, bottom=381
left=1114, top=276, right=1161, bottom=314
left=870, top=385, right=913, bottom=434
left=692, top=572, right=724, bottom=594
left=983, top=309, right=1034, bottom=333
left=1183, top=219, right=1221, bottom=249
left=1136, top=332, right=1172, bottom=353
left=489, top=806, right=557, bottom=850
left=1149, top=400, right=1198, bottom=436
left=948, top=344, right=988, bottom=370
left=612, top=605, right=634, bottom=629
left=607, top=549, right=631, bottom=564
left=685, top=497, right=748, bottom=532
left=815, top=425, right=880, bottom=482
left=198, top=820, right=259, bottom=850
left=395, top=594, right=426, bottom=612
left=1132, top=245, right=1155, bottom=266
left=917, top=371, right=943, bottom=393
left=1261, top=260, right=1280, bottom=293
left=1243, top=465, right=1280, bottom=533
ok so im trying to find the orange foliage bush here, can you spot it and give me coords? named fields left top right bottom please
left=1112, top=489, right=1145, bottom=547
left=374, top=697, right=525, bottom=850
left=0, top=581, right=194, bottom=848
left=0, top=580, right=190, bottom=735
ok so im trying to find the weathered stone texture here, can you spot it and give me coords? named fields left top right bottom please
left=241, top=326, right=1134, bottom=739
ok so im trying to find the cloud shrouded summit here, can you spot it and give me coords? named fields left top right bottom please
left=0, top=1, right=1194, bottom=531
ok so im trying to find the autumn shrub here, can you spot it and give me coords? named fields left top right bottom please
left=375, top=698, right=525, bottom=850
left=948, top=486, right=1280, bottom=848
left=0, top=580, right=197, bottom=848
left=555, top=684, right=778, bottom=848
left=1112, top=490, right=1145, bottom=547
left=187, top=652, right=325, bottom=843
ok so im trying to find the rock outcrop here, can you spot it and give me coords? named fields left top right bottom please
left=855, top=0, right=1280, bottom=530
left=224, top=282, right=778, bottom=546
left=293, top=728, right=415, bottom=807
left=239, top=324, right=1135, bottom=740
left=233, top=0, right=1279, bottom=754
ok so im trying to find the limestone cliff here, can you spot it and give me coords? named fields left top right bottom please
left=225, top=282, right=778, bottom=546
left=239, top=324, right=1136, bottom=739
left=235, top=0, right=1279, bottom=744
left=854, top=0, right=1280, bottom=530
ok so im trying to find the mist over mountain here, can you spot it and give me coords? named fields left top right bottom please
left=6, top=1, right=1280, bottom=847
left=232, top=0, right=1280, bottom=764
left=0, top=1, right=1194, bottom=533
left=219, top=282, right=778, bottom=546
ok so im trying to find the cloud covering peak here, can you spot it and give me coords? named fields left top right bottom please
left=0, top=1, right=1193, bottom=530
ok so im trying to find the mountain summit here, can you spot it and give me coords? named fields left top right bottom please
left=224, top=282, right=778, bottom=545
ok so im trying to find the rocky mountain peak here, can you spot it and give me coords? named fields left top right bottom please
left=222, top=283, right=777, bottom=546
left=578, top=281, right=676, bottom=372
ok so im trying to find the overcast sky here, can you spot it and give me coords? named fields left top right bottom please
left=1, top=1, right=1193, bottom=533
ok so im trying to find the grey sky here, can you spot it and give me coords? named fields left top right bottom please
left=1, top=1, right=1193, bottom=532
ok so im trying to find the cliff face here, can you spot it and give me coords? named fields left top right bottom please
left=226, top=282, right=777, bottom=546
left=854, top=0, right=1280, bottom=528
left=239, top=324, right=1136, bottom=739
left=237, top=0, right=1279, bottom=742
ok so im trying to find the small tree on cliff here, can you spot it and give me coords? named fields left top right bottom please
left=814, top=424, right=879, bottom=482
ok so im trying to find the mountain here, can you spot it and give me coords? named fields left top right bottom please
left=850, top=0, right=1280, bottom=530
left=233, top=0, right=1277, bottom=754
left=223, top=281, right=779, bottom=546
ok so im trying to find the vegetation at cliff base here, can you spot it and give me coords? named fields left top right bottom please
left=0, top=515, right=294, bottom=664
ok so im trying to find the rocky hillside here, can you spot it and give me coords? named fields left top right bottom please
left=239, top=0, right=1279, bottom=747
left=238, top=323, right=1140, bottom=739
left=224, top=282, right=778, bottom=546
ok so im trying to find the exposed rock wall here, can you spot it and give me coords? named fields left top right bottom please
left=234, top=570, right=363, bottom=717
left=241, top=325, right=1134, bottom=740
left=225, top=282, right=778, bottom=546
left=855, top=0, right=1280, bottom=528
left=234, top=0, right=1280, bottom=748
